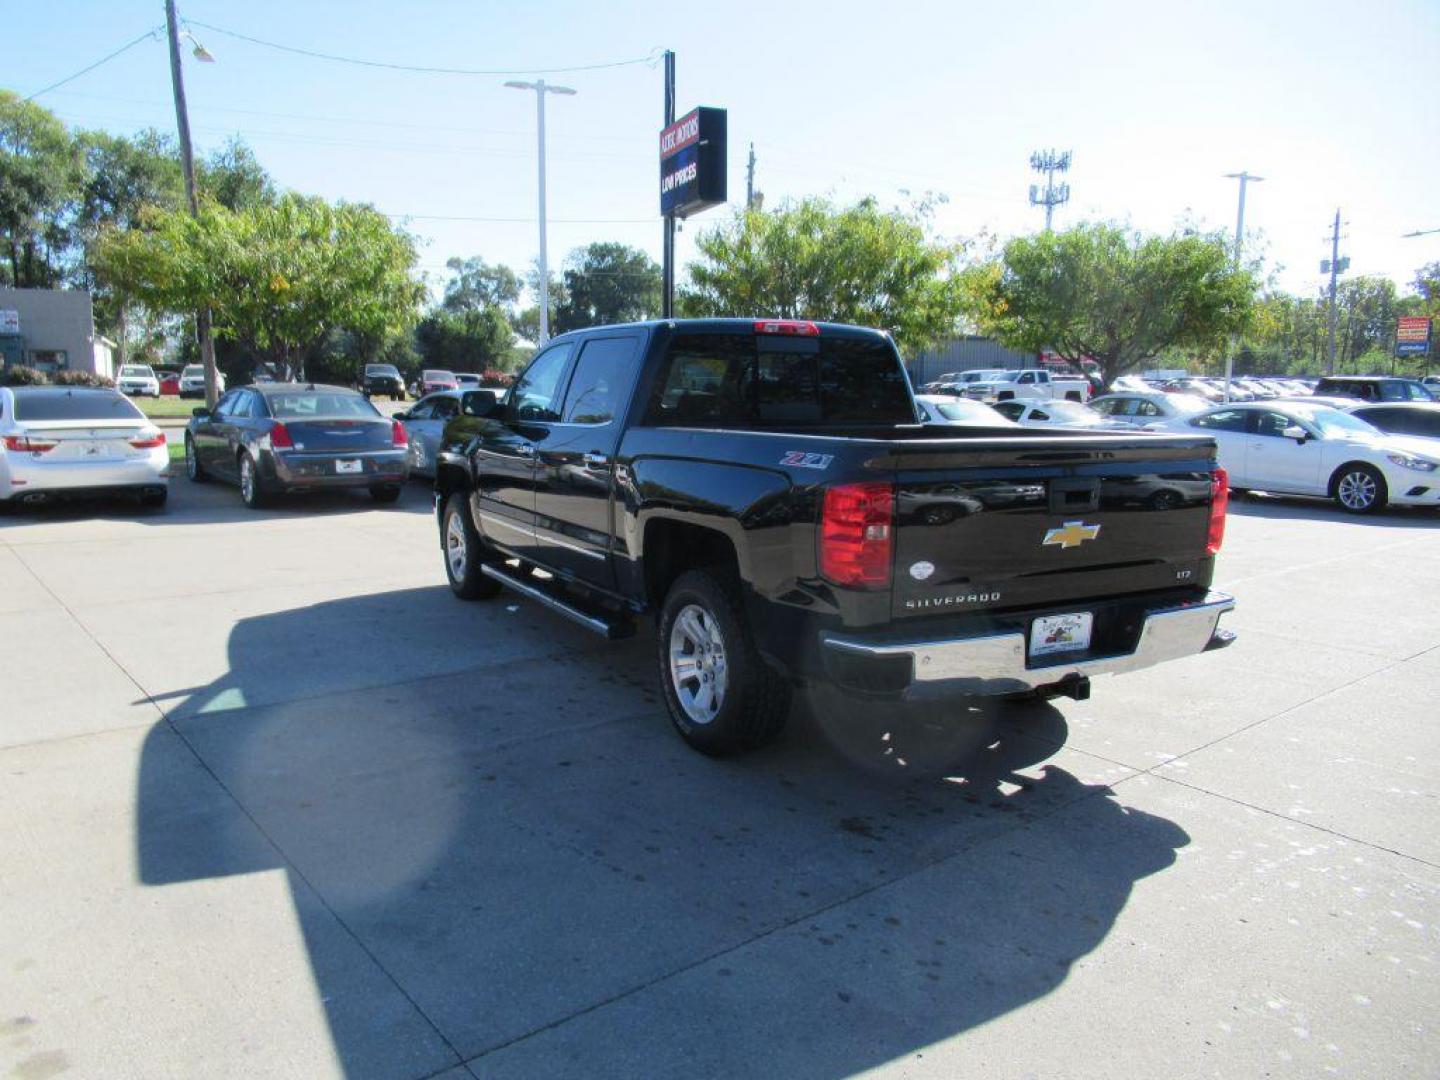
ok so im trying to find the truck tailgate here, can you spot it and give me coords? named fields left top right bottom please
left=882, top=435, right=1218, bottom=618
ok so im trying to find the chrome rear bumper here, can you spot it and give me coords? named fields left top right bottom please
left=821, top=590, right=1235, bottom=698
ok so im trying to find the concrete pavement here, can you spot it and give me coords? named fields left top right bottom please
left=1, top=481, right=1437, bottom=1078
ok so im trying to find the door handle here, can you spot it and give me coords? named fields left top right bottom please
left=515, top=444, right=535, bottom=456
left=582, top=453, right=610, bottom=469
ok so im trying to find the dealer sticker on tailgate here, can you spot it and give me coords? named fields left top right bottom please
left=1029, top=612, right=1093, bottom=658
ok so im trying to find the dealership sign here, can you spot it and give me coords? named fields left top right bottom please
left=659, top=107, right=727, bottom=218
left=1396, top=316, right=1432, bottom=356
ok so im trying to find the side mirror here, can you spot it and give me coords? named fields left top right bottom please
left=393, top=410, right=410, bottom=421
left=1281, top=424, right=1308, bottom=442
left=461, top=389, right=499, bottom=418
left=192, top=407, right=210, bottom=419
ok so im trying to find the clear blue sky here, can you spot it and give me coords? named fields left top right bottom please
left=10, top=0, right=1440, bottom=303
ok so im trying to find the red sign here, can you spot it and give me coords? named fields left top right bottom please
left=659, top=109, right=701, bottom=159
left=1397, top=316, right=1431, bottom=343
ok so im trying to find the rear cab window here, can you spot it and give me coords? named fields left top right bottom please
left=645, top=331, right=915, bottom=427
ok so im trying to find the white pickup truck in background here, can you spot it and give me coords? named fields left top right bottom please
left=959, top=368, right=1092, bottom=404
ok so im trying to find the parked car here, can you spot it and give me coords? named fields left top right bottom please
left=431, top=317, right=1234, bottom=756
left=116, top=364, right=161, bottom=398
left=397, top=389, right=498, bottom=479
left=454, top=373, right=484, bottom=389
left=184, top=383, right=408, bottom=508
left=158, top=372, right=181, bottom=396
left=1312, top=376, right=1435, bottom=403
left=0, top=386, right=168, bottom=508
left=1349, top=402, right=1440, bottom=443
left=913, top=394, right=1016, bottom=427
left=420, top=369, right=459, bottom=396
left=178, top=364, right=226, bottom=399
left=1090, top=391, right=1211, bottom=430
left=360, top=363, right=406, bottom=400
left=1184, top=400, right=1440, bottom=513
left=961, top=368, right=1091, bottom=404
left=990, top=399, right=1122, bottom=429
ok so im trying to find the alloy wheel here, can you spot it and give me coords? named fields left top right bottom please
left=445, top=510, right=468, bottom=581
left=1337, top=470, right=1377, bottom=511
left=668, top=603, right=728, bottom=725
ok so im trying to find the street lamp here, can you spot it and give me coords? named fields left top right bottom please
left=504, top=79, right=576, bottom=345
left=1222, top=171, right=1264, bottom=402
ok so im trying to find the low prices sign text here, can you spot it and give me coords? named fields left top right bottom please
left=658, top=107, right=726, bottom=218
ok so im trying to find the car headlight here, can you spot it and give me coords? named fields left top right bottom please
left=1387, top=453, right=1439, bottom=472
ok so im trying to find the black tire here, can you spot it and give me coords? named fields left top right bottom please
left=1331, top=462, right=1387, bottom=515
left=139, top=488, right=168, bottom=509
left=184, top=435, right=206, bottom=483
left=657, top=568, right=791, bottom=756
left=238, top=452, right=267, bottom=510
left=370, top=484, right=401, bottom=503
left=441, top=491, right=502, bottom=600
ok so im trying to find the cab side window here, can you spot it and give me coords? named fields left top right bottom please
left=432, top=397, right=460, bottom=420
left=511, top=344, right=574, bottom=422
left=561, top=336, right=639, bottom=425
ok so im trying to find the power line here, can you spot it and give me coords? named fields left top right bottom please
left=389, top=213, right=653, bottom=224
left=186, top=19, right=662, bottom=77
left=23, top=25, right=164, bottom=101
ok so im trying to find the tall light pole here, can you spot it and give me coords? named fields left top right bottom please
left=1222, top=171, right=1263, bottom=401
left=505, top=79, right=576, bottom=346
left=164, top=1, right=220, bottom=406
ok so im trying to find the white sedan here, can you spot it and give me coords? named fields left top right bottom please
left=990, top=399, right=1124, bottom=429
left=1089, top=391, right=1211, bottom=430
left=0, top=386, right=169, bottom=508
left=913, top=394, right=1016, bottom=427
left=1182, top=400, right=1440, bottom=514
left=116, top=363, right=160, bottom=397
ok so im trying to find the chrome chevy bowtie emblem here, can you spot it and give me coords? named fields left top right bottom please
left=1042, top=521, right=1101, bottom=550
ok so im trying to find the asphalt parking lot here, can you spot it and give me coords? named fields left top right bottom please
left=2, top=479, right=1437, bottom=1079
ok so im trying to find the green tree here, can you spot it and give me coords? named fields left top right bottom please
left=964, top=222, right=1256, bottom=383
left=442, top=256, right=521, bottom=313
left=95, top=194, right=423, bottom=380
left=415, top=307, right=518, bottom=372
left=0, top=90, right=79, bottom=286
left=195, top=138, right=275, bottom=211
left=553, top=242, right=660, bottom=333
left=681, top=198, right=967, bottom=356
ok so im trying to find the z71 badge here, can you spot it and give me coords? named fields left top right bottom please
left=780, top=451, right=833, bottom=470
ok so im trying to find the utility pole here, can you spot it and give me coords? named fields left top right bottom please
left=504, top=79, right=577, bottom=345
left=164, top=0, right=219, bottom=406
left=1222, top=171, right=1263, bottom=401
left=1028, top=150, right=1072, bottom=231
left=1322, top=208, right=1349, bottom=375
left=661, top=50, right=676, bottom=319
left=746, top=143, right=756, bottom=210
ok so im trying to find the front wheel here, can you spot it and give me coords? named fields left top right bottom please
left=1332, top=463, right=1387, bottom=515
left=657, top=568, right=790, bottom=756
left=184, top=435, right=206, bottom=482
left=442, top=491, right=502, bottom=600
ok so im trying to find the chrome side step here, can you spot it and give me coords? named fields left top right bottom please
left=480, top=563, right=634, bottom=640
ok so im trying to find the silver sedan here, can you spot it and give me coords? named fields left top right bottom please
left=398, top=391, right=464, bottom=479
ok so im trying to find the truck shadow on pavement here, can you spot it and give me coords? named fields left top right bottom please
left=135, top=587, right=1189, bottom=1079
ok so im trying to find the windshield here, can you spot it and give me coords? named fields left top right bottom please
left=1169, top=394, right=1210, bottom=415
left=1045, top=401, right=1104, bottom=423
left=932, top=399, right=1009, bottom=423
left=1290, top=404, right=1381, bottom=439
left=120, top=366, right=154, bottom=378
left=960, top=370, right=1007, bottom=383
left=423, top=370, right=454, bottom=381
left=182, top=365, right=204, bottom=378
left=267, top=392, right=380, bottom=420
left=365, top=364, right=399, bottom=376
left=13, top=389, right=143, bottom=422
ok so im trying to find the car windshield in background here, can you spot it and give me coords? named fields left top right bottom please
left=121, top=366, right=153, bottom=378
left=1292, top=405, right=1381, bottom=439
left=649, top=333, right=915, bottom=427
left=267, top=392, right=379, bottom=420
left=423, top=370, right=454, bottom=381
left=182, top=365, right=204, bottom=378
left=934, top=400, right=998, bottom=421
left=13, top=389, right=144, bottom=422
left=366, top=365, right=399, bottom=376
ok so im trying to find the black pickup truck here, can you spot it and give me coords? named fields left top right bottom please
left=433, top=318, right=1234, bottom=755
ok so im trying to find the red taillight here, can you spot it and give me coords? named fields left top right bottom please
left=820, top=481, right=894, bottom=589
left=1207, top=467, right=1229, bottom=556
left=128, top=429, right=166, bottom=449
left=391, top=419, right=408, bottom=448
left=3, top=434, right=58, bottom=454
left=269, top=422, right=294, bottom=449
left=754, top=319, right=820, bottom=336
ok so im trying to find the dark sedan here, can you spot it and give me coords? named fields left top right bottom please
left=183, top=383, right=408, bottom=508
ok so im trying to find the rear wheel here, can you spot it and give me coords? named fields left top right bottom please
left=239, top=453, right=267, bottom=509
left=657, top=568, right=790, bottom=756
left=370, top=484, right=401, bottom=503
left=184, top=435, right=206, bottom=482
left=442, top=491, right=502, bottom=600
left=1332, top=463, right=1387, bottom=515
